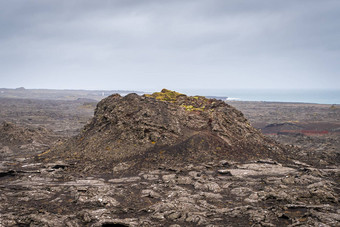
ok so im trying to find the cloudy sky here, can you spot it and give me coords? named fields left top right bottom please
left=0, top=0, right=339, bottom=91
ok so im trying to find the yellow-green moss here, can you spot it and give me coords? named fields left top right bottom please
left=145, top=89, right=211, bottom=112
left=144, top=89, right=185, bottom=102
left=181, top=104, right=205, bottom=112
left=193, top=95, right=205, bottom=100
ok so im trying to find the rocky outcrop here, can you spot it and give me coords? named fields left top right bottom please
left=46, top=89, right=290, bottom=172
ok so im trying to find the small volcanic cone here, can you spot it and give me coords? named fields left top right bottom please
left=44, top=89, right=290, bottom=172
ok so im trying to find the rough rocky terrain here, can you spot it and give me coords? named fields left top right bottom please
left=228, top=101, right=340, bottom=168
left=0, top=98, right=97, bottom=137
left=0, top=90, right=339, bottom=226
left=227, top=101, right=340, bottom=135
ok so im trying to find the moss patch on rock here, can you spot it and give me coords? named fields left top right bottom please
left=144, top=89, right=185, bottom=102
left=144, top=89, right=213, bottom=112
left=180, top=104, right=205, bottom=112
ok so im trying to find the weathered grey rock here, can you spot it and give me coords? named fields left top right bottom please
left=113, top=162, right=130, bottom=172
left=200, top=192, right=223, bottom=199
left=206, top=182, right=221, bottom=192
left=162, top=174, right=176, bottom=182
left=141, top=189, right=161, bottom=199
left=108, top=176, right=141, bottom=183
left=169, top=224, right=181, bottom=227
left=230, top=187, right=252, bottom=197
left=142, top=174, right=159, bottom=180
left=244, top=192, right=260, bottom=203
left=176, top=176, right=192, bottom=185
left=217, top=169, right=232, bottom=175
left=194, top=181, right=208, bottom=190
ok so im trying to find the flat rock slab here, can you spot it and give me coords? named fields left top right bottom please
left=108, top=176, right=141, bottom=183
left=222, top=163, right=296, bottom=177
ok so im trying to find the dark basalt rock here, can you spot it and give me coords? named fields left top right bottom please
left=44, top=89, right=291, bottom=173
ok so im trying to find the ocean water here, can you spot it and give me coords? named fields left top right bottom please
left=179, top=89, right=340, bottom=104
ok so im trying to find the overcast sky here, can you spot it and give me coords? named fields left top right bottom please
left=0, top=0, right=339, bottom=91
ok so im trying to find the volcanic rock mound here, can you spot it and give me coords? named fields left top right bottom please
left=46, top=89, right=290, bottom=172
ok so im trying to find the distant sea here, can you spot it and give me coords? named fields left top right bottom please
left=179, top=89, right=340, bottom=104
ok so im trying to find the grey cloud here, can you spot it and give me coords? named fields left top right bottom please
left=0, top=0, right=339, bottom=90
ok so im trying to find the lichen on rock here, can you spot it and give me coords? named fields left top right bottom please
left=145, top=89, right=215, bottom=112
left=144, top=88, right=186, bottom=102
